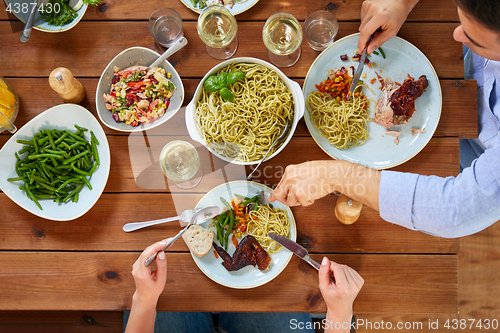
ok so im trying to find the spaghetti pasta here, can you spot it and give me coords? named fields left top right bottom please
left=196, top=63, right=294, bottom=162
left=247, top=204, right=290, bottom=254
left=307, top=87, right=370, bottom=150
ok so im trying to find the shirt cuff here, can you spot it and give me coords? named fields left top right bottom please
left=379, top=170, right=419, bottom=230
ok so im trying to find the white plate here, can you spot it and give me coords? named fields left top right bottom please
left=179, top=0, right=259, bottom=16
left=96, top=47, right=185, bottom=133
left=303, top=33, right=442, bottom=170
left=5, top=0, right=87, bottom=33
left=0, top=104, right=111, bottom=221
left=192, top=181, right=297, bottom=289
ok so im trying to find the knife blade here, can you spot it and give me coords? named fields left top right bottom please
left=269, top=232, right=321, bottom=270
left=348, top=32, right=376, bottom=99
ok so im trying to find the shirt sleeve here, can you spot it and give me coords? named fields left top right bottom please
left=379, top=144, right=500, bottom=238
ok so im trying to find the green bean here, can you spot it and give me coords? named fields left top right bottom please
left=224, top=214, right=235, bottom=251
left=242, top=194, right=259, bottom=206
left=65, top=130, right=88, bottom=143
left=91, top=140, right=100, bottom=165
left=28, top=153, right=63, bottom=160
left=62, top=150, right=89, bottom=165
left=221, top=215, right=230, bottom=228
left=24, top=182, right=42, bottom=210
left=74, top=125, right=88, bottom=132
left=90, top=131, right=99, bottom=145
left=63, top=183, right=84, bottom=202
left=7, top=176, right=28, bottom=182
left=16, top=139, right=33, bottom=145
left=45, top=130, right=56, bottom=150
left=378, top=47, right=386, bottom=59
left=70, top=163, right=91, bottom=177
left=215, top=221, right=223, bottom=244
left=53, top=132, right=68, bottom=145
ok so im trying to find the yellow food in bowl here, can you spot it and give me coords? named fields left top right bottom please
left=0, top=77, right=17, bottom=120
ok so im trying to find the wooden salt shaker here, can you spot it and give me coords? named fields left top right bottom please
left=335, top=194, right=362, bottom=225
left=48, top=67, right=85, bottom=104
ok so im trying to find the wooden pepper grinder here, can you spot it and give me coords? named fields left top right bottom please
left=48, top=67, right=85, bottom=104
left=335, top=194, right=362, bottom=225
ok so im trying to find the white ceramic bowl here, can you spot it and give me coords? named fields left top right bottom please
left=96, top=47, right=184, bottom=132
left=185, top=57, right=305, bottom=165
left=5, top=0, right=88, bottom=33
left=0, top=104, right=110, bottom=221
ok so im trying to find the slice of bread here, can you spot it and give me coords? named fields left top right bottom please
left=182, top=225, right=214, bottom=257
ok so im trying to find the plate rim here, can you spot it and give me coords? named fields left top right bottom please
left=0, top=104, right=111, bottom=221
left=178, top=0, right=259, bottom=16
left=4, top=0, right=88, bottom=33
left=95, top=46, right=185, bottom=133
left=190, top=180, right=297, bottom=289
left=303, top=32, right=443, bottom=170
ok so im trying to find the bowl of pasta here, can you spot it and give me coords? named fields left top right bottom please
left=185, top=57, right=305, bottom=165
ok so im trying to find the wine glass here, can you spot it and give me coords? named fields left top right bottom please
left=262, top=12, right=303, bottom=68
left=159, top=140, right=203, bottom=189
left=197, top=4, right=238, bottom=60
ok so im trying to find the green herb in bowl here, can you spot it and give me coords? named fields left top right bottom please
left=204, top=70, right=245, bottom=102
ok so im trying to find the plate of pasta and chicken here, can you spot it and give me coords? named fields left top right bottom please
left=303, top=33, right=442, bottom=169
left=191, top=181, right=297, bottom=289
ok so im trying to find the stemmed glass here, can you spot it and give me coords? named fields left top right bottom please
left=262, top=12, right=303, bottom=68
left=197, top=4, right=238, bottom=60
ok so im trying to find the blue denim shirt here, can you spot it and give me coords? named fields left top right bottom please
left=378, top=48, right=500, bottom=238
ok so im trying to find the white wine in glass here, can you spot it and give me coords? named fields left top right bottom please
left=159, top=140, right=203, bottom=188
left=197, top=5, right=238, bottom=60
left=262, top=13, right=303, bottom=67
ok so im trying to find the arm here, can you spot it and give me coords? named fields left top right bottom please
left=269, top=160, right=381, bottom=211
left=380, top=145, right=500, bottom=237
left=319, top=257, right=364, bottom=333
left=125, top=240, right=169, bottom=333
left=358, top=0, right=420, bottom=54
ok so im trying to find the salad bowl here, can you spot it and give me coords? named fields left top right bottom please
left=96, top=47, right=185, bottom=133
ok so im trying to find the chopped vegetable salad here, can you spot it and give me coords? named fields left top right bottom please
left=103, top=66, right=176, bottom=127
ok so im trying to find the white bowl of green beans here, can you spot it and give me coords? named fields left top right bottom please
left=0, top=104, right=110, bottom=221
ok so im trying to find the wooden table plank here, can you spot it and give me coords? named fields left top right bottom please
left=0, top=133, right=460, bottom=195
left=0, top=22, right=464, bottom=79
left=0, top=0, right=459, bottom=22
left=0, top=311, right=123, bottom=333
left=0, top=252, right=457, bottom=313
left=1, top=78, right=477, bottom=139
left=0, top=190, right=457, bottom=253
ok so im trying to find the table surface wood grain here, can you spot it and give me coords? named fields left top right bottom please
left=0, top=0, right=473, bottom=313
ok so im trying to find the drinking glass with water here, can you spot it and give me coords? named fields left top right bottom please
left=149, top=8, right=184, bottom=48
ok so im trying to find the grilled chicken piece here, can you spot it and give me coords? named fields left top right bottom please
left=374, top=75, right=428, bottom=128
left=213, top=235, right=271, bottom=271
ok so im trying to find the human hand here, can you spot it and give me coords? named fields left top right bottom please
left=269, top=161, right=336, bottom=207
left=358, top=0, right=419, bottom=54
left=130, top=239, right=170, bottom=306
left=319, top=257, right=364, bottom=322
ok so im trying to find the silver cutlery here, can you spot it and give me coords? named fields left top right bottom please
left=122, top=208, right=201, bottom=232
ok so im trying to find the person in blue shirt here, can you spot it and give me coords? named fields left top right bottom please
left=124, top=240, right=364, bottom=333
left=269, top=0, right=500, bottom=238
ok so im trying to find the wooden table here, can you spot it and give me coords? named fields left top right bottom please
left=0, top=0, right=476, bottom=329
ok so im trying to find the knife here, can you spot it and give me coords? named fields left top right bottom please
left=269, top=232, right=321, bottom=270
left=347, top=32, right=377, bottom=99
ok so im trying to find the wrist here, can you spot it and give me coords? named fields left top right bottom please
left=326, top=308, right=353, bottom=326
left=132, top=291, right=159, bottom=310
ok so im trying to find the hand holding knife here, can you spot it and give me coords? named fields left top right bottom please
left=348, top=28, right=381, bottom=99
left=268, top=232, right=334, bottom=282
